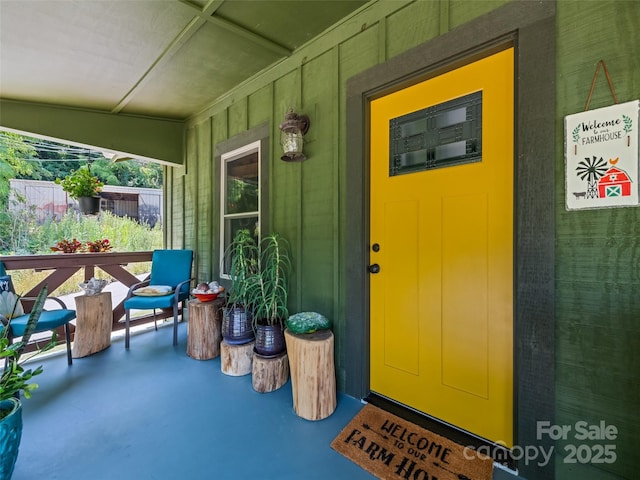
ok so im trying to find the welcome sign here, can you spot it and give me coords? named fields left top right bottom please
left=565, top=100, right=639, bottom=210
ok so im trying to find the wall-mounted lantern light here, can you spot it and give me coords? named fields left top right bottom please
left=279, top=109, right=310, bottom=162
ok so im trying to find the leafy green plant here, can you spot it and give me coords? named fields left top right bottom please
left=55, top=165, right=104, bottom=199
left=1, top=286, right=56, bottom=417
left=0, top=132, right=39, bottom=209
left=244, top=233, right=291, bottom=327
left=224, top=228, right=259, bottom=305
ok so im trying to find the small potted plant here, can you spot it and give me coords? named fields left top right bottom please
left=221, top=229, right=259, bottom=344
left=55, top=165, right=104, bottom=214
left=85, top=238, right=112, bottom=253
left=0, top=287, right=55, bottom=478
left=50, top=238, right=83, bottom=253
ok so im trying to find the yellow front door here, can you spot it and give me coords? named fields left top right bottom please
left=369, top=48, right=514, bottom=446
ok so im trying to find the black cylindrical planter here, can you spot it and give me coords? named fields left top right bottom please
left=78, top=196, right=101, bottom=215
left=254, top=322, right=286, bottom=357
left=221, top=304, right=255, bottom=344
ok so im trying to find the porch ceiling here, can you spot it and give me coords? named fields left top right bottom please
left=0, top=0, right=368, bottom=121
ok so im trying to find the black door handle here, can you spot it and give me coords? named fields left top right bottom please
left=369, top=264, right=380, bottom=274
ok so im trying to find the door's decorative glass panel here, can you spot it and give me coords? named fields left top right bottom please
left=389, top=91, right=482, bottom=176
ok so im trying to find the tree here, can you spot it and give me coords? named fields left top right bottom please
left=28, top=138, right=79, bottom=180
left=87, top=158, right=162, bottom=189
left=0, top=132, right=38, bottom=208
left=2, top=132, right=164, bottom=192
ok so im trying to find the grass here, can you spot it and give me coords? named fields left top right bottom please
left=2, top=210, right=163, bottom=295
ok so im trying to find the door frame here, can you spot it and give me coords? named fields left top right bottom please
left=344, top=2, right=555, bottom=479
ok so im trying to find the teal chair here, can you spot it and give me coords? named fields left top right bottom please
left=123, top=250, right=194, bottom=348
left=0, top=262, right=76, bottom=365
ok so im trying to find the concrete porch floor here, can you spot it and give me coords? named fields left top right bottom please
left=12, top=322, right=524, bottom=479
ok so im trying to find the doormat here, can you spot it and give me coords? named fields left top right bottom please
left=331, top=404, right=493, bottom=480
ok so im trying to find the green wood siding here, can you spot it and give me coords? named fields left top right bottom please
left=169, top=2, right=638, bottom=478
left=386, top=0, right=439, bottom=57
left=248, top=85, right=273, bottom=130
left=449, top=0, right=511, bottom=28
left=300, top=49, right=337, bottom=319
left=555, top=2, right=640, bottom=478
left=228, top=98, right=248, bottom=138
left=165, top=160, right=186, bottom=249
left=211, top=113, right=228, bottom=279
left=196, top=119, right=213, bottom=281
left=184, top=127, right=197, bottom=255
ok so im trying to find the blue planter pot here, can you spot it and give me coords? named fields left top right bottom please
left=0, top=398, right=23, bottom=480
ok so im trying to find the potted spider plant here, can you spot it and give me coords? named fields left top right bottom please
left=1, top=286, right=55, bottom=479
left=221, top=229, right=258, bottom=345
left=244, top=232, right=291, bottom=357
left=55, top=165, right=104, bottom=215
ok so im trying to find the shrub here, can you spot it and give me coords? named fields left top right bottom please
left=1, top=210, right=162, bottom=295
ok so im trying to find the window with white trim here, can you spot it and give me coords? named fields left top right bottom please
left=220, top=140, right=260, bottom=278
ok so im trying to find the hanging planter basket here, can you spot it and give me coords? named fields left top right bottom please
left=78, top=196, right=101, bottom=215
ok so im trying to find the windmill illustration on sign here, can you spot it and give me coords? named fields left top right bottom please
left=575, top=156, right=631, bottom=200
left=575, top=156, right=607, bottom=199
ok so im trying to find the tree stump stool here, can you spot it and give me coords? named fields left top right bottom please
left=221, top=340, right=255, bottom=376
left=285, top=329, right=336, bottom=420
left=187, top=298, right=223, bottom=360
left=73, top=292, right=112, bottom=358
left=252, top=353, right=289, bottom=393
